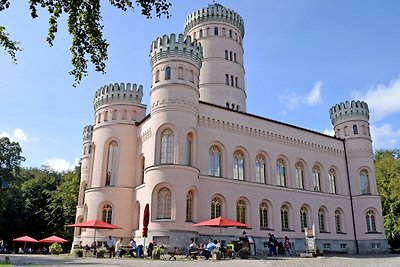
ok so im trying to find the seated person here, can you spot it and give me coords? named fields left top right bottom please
left=201, top=239, right=216, bottom=260
left=106, top=235, right=116, bottom=257
left=128, top=238, right=137, bottom=257
left=186, top=239, right=198, bottom=258
left=115, top=237, right=126, bottom=257
left=147, top=240, right=155, bottom=257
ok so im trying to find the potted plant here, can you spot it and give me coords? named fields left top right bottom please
left=74, top=248, right=83, bottom=258
left=49, top=242, right=63, bottom=255
left=152, top=246, right=163, bottom=260
left=238, top=246, right=249, bottom=259
left=96, top=247, right=106, bottom=258
left=211, top=249, right=221, bottom=260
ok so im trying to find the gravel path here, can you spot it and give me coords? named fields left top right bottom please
left=1, top=254, right=399, bottom=267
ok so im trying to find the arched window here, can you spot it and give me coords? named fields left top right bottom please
left=178, top=66, right=184, bottom=80
left=211, top=197, right=221, bottom=219
left=259, top=202, right=268, bottom=228
left=225, top=50, right=228, bottom=60
left=235, top=77, right=238, bottom=87
left=199, top=29, right=203, bottom=37
left=104, top=111, right=108, bottom=121
left=230, top=75, right=234, bottom=86
left=165, top=66, right=171, bottom=80
left=155, top=69, right=160, bottom=82
left=122, top=110, right=127, bottom=120
left=214, top=27, right=218, bottom=35
left=353, top=125, right=358, bottom=134
left=236, top=200, right=246, bottom=223
left=186, top=133, right=193, bottom=166
left=229, top=51, right=233, bottom=61
left=81, top=184, right=88, bottom=205
left=295, top=162, right=304, bottom=189
left=344, top=126, right=348, bottom=136
left=97, top=113, right=101, bottom=124
left=276, top=159, right=286, bottom=186
left=229, top=29, right=232, bottom=38
left=161, top=129, right=174, bottom=164
left=328, top=169, right=336, bottom=193
left=208, top=145, right=221, bottom=177
left=112, top=109, right=117, bottom=120
left=360, top=169, right=370, bottom=194
left=300, top=207, right=308, bottom=231
left=234, top=53, right=237, bottom=62
left=106, top=141, right=119, bottom=186
left=335, top=210, right=342, bottom=233
left=225, top=74, right=229, bottom=85
left=318, top=208, right=326, bottom=232
left=140, top=156, right=145, bottom=184
left=281, top=205, right=289, bottom=230
left=366, top=210, right=376, bottom=232
left=255, top=154, right=266, bottom=183
left=189, top=70, right=194, bottom=83
left=102, top=204, right=112, bottom=223
left=157, top=188, right=171, bottom=219
left=233, top=150, right=244, bottom=180
left=313, top=166, right=321, bottom=191
left=186, top=191, right=193, bottom=221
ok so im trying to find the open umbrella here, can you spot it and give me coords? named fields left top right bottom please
left=39, top=235, right=68, bottom=244
left=13, top=235, right=39, bottom=250
left=68, top=219, right=122, bottom=245
left=142, top=203, right=150, bottom=249
left=192, top=216, right=249, bottom=233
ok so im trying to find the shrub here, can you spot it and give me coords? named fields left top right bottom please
left=49, top=242, right=63, bottom=255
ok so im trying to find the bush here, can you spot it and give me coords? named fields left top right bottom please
left=49, top=242, right=62, bottom=255
left=152, top=246, right=163, bottom=260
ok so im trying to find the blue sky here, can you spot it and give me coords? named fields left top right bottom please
left=1, top=1, right=399, bottom=171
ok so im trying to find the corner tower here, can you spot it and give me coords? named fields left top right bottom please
left=330, top=100, right=387, bottom=251
left=184, top=4, right=246, bottom=111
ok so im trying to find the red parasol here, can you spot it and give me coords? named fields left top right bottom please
left=13, top=235, right=39, bottom=250
left=192, top=216, right=249, bottom=233
left=39, top=235, right=68, bottom=244
left=68, top=219, right=122, bottom=244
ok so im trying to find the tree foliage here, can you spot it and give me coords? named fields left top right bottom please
left=0, top=139, right=79, bottom=249
left=1, top=0, right=171, bottom=86
left=375, top=149, right=400, bottom=250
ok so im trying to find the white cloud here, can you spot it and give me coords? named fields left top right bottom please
left=280, top=81, right=323, bottom=109
left=323, top=129, right=335, bottom=136
left=370, top=124, right=400, bottom=150
left=43, top=158, right=80, bottom=173
left=0, top=128, right=36, bottom=143
left=351, top=77, right=400, bottom=121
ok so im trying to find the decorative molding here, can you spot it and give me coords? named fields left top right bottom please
left=137, top=128, right=151, bottom=144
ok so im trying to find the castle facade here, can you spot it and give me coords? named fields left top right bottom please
left=74, top=4, right=388, bottom=253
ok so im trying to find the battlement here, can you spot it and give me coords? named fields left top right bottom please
left=184, top=4, right=244, bottom=37
left=83, top=125, right=93, bottom=142
left=330, top=100, right=369, bottom=126
left=150, top=33, right=203, bottom=69
left=93, top=83, right=144, bottom=110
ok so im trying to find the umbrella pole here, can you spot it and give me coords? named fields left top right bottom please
left=93, top=229, right=97, bottom=247
left=143, top=237, right=146, bottom=253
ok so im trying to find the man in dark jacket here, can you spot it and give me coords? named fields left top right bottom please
left=268, top=233, right=278, bottom=256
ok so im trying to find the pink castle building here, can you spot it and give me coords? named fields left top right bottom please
left=74, top=4, right=387, bottom=253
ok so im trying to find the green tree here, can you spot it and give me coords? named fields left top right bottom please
left=375, top=149, right=400, bottom=251
left=1, top=0, right=171, bottom=86
left=0, top=137, right=26, bottom=241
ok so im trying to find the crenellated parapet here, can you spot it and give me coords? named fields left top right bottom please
left=184, top=4, right=244, bottom=37
left=150, top=33, right=203, bottom=69
left=330, top=100, right=369, bottom=126
left=94, top=83, right=144, bottom=111
left=83, top=125, right=93, bottom=142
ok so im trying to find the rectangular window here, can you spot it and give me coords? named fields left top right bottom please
left=340, top=243, right=347, bottom=249
left=323, top=243, right=331, bottom=249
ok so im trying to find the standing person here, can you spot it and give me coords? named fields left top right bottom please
left=268, top=233, right=278, bottom=256
left=106, top=235, right=116, bottom=257
left=116, top=237, right=126, bottom=257
left=284, top=236, right=292, bottom=256
left=128, top=238, right=137, bottom=257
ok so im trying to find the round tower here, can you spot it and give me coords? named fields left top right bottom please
left=139, top=33, right=202, bottom=245
left=184, top=3, right=246, bottom=111
left=76, top=83, right=146, bottom=245
left=330, top=100, right=386, bottom=250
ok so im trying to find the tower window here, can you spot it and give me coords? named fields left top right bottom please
left=225, top=74, right=229, bottom=85
left=165, top=66, right=171, bottom=80
left=199, top=29, right=203, bottom=37
left=229, top=29, right=232, bottom=38
left=225, top=50, right=228, bottom=60
left=234, top=53, right=237, bottom=62
left=214, top=27, right=218, bottom=35
left=178, top=66, right=184, bottom=80
left=353, top=125, right=358, bottom=134
left=229, top=51, right=233, bottom=61
left=230, top=75, right=234, bottom=86
left=235, top=77, right=238, bottom=87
